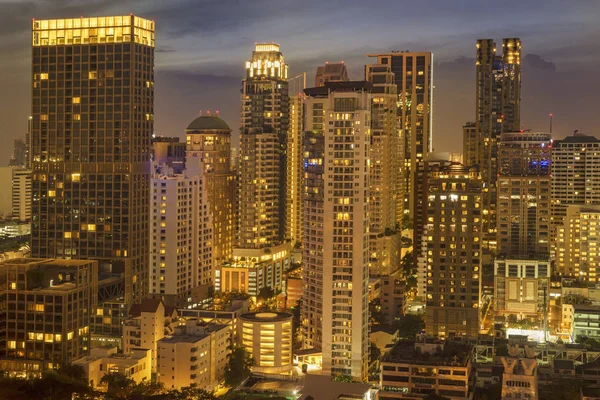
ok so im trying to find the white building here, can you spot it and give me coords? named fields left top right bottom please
left=73, top=347, right=151, bottom=389
left=157, top=321, right=230, bottom=391
left=302, top=81, right=371, bottom=381
left=0, top=167, right=31, bottom=221
left=150, top=163, right=212, bottom=306
left=123, top=299, right=179, bottom=373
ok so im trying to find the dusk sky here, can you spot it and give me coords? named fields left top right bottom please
left=1, top=0, right=599, bottom=164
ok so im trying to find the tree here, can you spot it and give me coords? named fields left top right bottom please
left=101, top=372, right=135, bottom=400
left=424, top=393, right=450, bottom=400
left=394, top=314, right=424, bottom=340
left=369, top=298, right=383, bottom=325
left=165, top=387, right=219, bottom=400
left=538, top=377, right=587, bottom=400
left=401, top=252, right=414, bottom=276
left=369, top=342, right=381, bottom=363
left=332, top=374, right=353, bottom=382
left=257, top=287, right=275, bottom=301
left=224, top=346, right=254, bottom=388
left=58, top=363, right=87, bottom=383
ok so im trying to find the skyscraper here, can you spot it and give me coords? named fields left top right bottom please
left=462, top=122, right=478, bottom=168
left=365, top=63, right=402, bottom=276
left=496, top=132, right=551, bottom=259
left=424, top=163, right=482, bottom=338
left=314, top=62, right=348, bottom=87
left=30, top=16, right=155, bottom=307
left=185, top=115, right=235, bottom=271
left=473, top=38, right=522, bottom=237
left=286, top=73, right=306, bottom=245
left=238, top=43, right=288, bottom=249
left=551, top=133, right=600, bottom=255
left=366, top=51, right=433, bottom=228
left=303, top=81, right=371, bottom=381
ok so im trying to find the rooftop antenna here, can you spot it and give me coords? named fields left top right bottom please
left=207, top=110, right=211, bottom=116
left=216, top=110, right=220, bottom=116
left=199, top=110, right=202, bottom=116
left=549, top=113, right=553, bottom=133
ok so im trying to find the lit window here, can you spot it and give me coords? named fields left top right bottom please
left=64, top=232, right=71, bottom=239
left=73, top=114, right=81, bottom=121
left=35, top=304, right=44, bottom=312
left=8, top=341, right=16, bottom=349
left=88, top=71, right=97, bottom=79
left=40, top=73, right=49, bottom=80
left=72, top=173, right=81, bottom=182
left=72, top=97, right=80, bottom=104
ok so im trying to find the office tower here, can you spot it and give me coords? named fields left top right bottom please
left=496, top=132, right=551, bottom=259
left=462, top=122, right=478, bottom=167
left=556, top=205, right=600, bottom=280
left=149, top=163, right=212, bottom=306
left=30, top=16, right=154, bottom=308
left=474, top=38, right=522, bottom=236
left=314, top=62, right=348, bottom=87
left=365, top=63, right=402, bottom=276
left=151, top=136, right=186, bottom=173
left=551, top=133, right=600, bottom=252
left=0, top=258, right=98, bottom=374
left=424, top=163, right=482, bottom=338
left=366, top=51, right=433, bottom=228
left=238, top=43, right=288, bottom=249
left=286, top=73, right=306, bottom=245
left=185, top=115, right=235, bottom=270
left=303, top=81, right=371, bottom=380
left=12, top=168, right=32, bottom=221
left=8, top=139, right=26, bottom=167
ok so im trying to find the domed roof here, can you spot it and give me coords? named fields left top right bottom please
left=186, top=115, right=230, bottom=131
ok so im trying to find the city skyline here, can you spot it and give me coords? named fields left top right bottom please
left=1, top=0, right=599, bottom=165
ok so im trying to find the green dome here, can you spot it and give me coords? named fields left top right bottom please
left=186, top=115, right=231, bottom=131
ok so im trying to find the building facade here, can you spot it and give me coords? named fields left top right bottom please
left=151, top=136, right=186, bottom=173
left=424, top=164, right=482, bottom=338
left=496, top=132, right=552, bottom=259
left=157, top=321, right=230, bottom=391
left=286, top=73, right=306, bottom=246
left=12, top=168, right=32, bottom=221
left=30, top=16, right=155, bottom=306
left=238, top=43, right=288, bottom=249
left=551, top=133, right=600, bottom=254
left=0, top=258, right=98, bottom=376
left=494, top=259, right=550, bottom=320
left=9, top=139, right=26, bottom=167
left=556, top=205, right=600, bottom=280
left=73, top=347, right=151, bottom=388
left=474, top=38, right=522, bottom=236
left=365, top=63, right=402, bottom=277
left=302, top=81, right=371, bottom=380
left=149, top=164, right=212, bottom=306
left=366, top=51, right=433, bottom=226
left=240, top=312, right=293, bottom=374
left=185, top=115, right=235, bottom=271
left=314, top=62, right=349, bottom=87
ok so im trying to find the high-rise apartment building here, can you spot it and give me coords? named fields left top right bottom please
left=366, top=51, right=433, bottom=227
left=556, top=205, right=600, bottom=280
left=30, top=16, right=155, bottom=306
left=238, top=43, right=288, bottom=249
left=365, top=63, right=402, bottom=276
left=286, top=73, right=306, bottom=245
left=424, top=163, right=482, bottom=338
left=473, top=38, right=522, bottom=236
left=8, top=139, right=26, bottom=167
left=26, top=116, right=32, bottom=169
left=496, top=132, right=551, bottom=259
left=185, top=115, right=235, bottom=270
left=0, top=258, right=98, bottom=375
left=314, top=62, right=348, bottom=87
left=551, top=133, right=600, bottom=253
left=303, top=81, right=371, bottom=380
left=149, top=164, right=212, bottom=306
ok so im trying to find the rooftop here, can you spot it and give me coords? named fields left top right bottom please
left=241, top=312, right=293, bottom=323
left=384, top=339, right=472, bottom=367
left=186, top=115, right=231, bottom=132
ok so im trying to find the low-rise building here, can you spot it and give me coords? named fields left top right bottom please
left=500, top=344, right=538, bottom=400
left=0, top=258, right=98, bottom=377
left=241, top=312, right=293, bottom=374
left=381, top=271, right=406, bottom=324
left=379, top=339, right=474, bottom=399
left=571, top=305, right=600, bottom=341
left=73, top=347, right=151, bottom=388
left=122, top=299, right=180, bottom=373
left=285, top=276, right=303, bottom=308
left=215, top=243, right=291, bottom=296
left=157, top=321, right=230, bottom=391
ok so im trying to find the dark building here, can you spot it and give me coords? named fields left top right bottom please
left=151, top=136, right=186, bottom=173
left=30, top=16, right=155, bottom=315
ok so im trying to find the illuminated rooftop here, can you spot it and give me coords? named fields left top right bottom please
left=32, top=15, right=154, bottom=47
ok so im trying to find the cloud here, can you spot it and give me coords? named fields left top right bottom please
left=523, top=53, right=556, bottom=72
